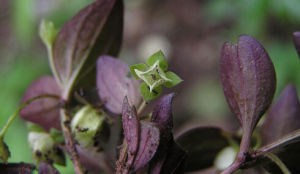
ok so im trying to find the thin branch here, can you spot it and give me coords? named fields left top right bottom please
left=0, top=94, right=59, bottom=138
left=264, top=152, right=291, bottom=174
left=60, top=108, right=83, bottom=174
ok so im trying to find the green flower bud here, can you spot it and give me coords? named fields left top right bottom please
left=71, top=105, right=105, bottom=147
left=28, top=132, right=65, bottom=165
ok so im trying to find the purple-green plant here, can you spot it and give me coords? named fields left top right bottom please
left=1, top=0, right=300, bottom=174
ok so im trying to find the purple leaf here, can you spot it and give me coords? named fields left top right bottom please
left=52, top=0, right=123, bottom=88
left=149, top=93, right=176, bottom=174
left=262, top=84, right=300, bottom=145
left=151, top=93, right=175, bottom=139
left=293, top=31, right=300, bottom=58
left=133, top=121, right=160, bottom=171
left=20, top=76, right=61, bottom=131
left=97, top=56, right=141, bottom=114
left=220, top=35, right=276, bottom=132
left=38, top=162, right=60, bottom=174
left=122, top=97, right=139, bottom=168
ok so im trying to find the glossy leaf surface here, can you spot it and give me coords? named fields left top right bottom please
left=52, top=0, right=123, bottom=91
left=221, top=35, right=276, bottom=131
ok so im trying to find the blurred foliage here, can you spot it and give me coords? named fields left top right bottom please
left=1, top=0, right=300, bottom=173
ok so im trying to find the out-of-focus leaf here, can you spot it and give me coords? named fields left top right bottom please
left=159, top=142, right=187, bottom=174
left=262, top=84, right=300, bottom=145
left=52, top=0, right=123, bottom=94
left=133, top=121, right=160, bottom=171
left=0, top=163, right=35, bottom=174
left=220, top=35, right=276, bottom=132
left=293, top=31, right=300, bottom=58
left=97, top=56, right=141, bottom=114
left=39, top=162, right=60, bottom=174
left=176, top=127, right=233, bottom=171
left=0, top=139, right=10, bottom=163
left=20, top=76, right=61, bottom=131
left=122, top=97, right=139, bottom=168
left=259, top=84, right=300, bottom=174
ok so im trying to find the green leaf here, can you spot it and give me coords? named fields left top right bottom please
left=0, top=139, right=10, bottom=163
left=50, top=129, right=65, bottom=144
left=140, top=83, right=162, bottom=101
left=146, top=50, right=168, bottom=71
left=164, top=71, right=183, bottom=88
left=130, top=63, right=148, bottom=80
left=39, top=19, right=58, bottom=48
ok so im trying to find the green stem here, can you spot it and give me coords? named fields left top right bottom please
left=264, top=152, right=291, bottom=174
left=137, top=100, right=147, bottom=116
left=0, top=94, right=59, bottom=138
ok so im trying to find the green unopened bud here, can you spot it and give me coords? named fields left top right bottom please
left=0, top=138, right=10, bottom=163
left=28, top=132, right=65, bottom=165
left=71, top=105, right=105, bottom=147
left=39, top=19, right=58, bottom=48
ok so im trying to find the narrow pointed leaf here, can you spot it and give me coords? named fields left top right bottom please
left=151, top=93, right=174, bottom=139
left=52, top=0, right=123, bottom=91
left=293, top=31, right=300, bottom=58
left=20, top=76, right=61, bottom=131
left=133, top=121, right=160, bottom=171
left=97, top=56, right=141, bottom=114
left=122, top=97, right=139, bottom=168
left=220, top=35, right=276, bottom=131
left=262, top=84, right=300, bottom=145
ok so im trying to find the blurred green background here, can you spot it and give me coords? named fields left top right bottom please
left=1, top=0, right=300, bottom=173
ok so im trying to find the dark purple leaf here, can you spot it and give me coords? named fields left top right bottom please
left=133, top=121, right=160, bottom=171
left=151, top=93, right=175, bottom=140
left=259, top=84, right=300, bottom=174
left=159, top=142, right=187, bottom=174
left=20, top=76, right=61, bottom=131
left=262, top=84, right=300, bottom=145
left=0, top=163, right=35, bottom=174
left=293, top=31, right=300, bottom=58
left=122, top=97, right=139, bottom=168
left=176, top=127, right=234, bottom=171
left=149, top=94, right=175, bottom=174
left=97, top=56, right=141, bottom=114
left=52, top=0, right=123, bottom=89
left=220, top=35, right=276, bottom=132
left=38, top=162, right=60, bottom=174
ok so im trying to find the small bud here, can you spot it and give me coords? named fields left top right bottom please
left=39, top=19, right=58, bottom=48
left=0, top=139, right=10, bottom=163
left=28, top=132, right=65, bottom=165
left=71, top=105, right=105, bottom=147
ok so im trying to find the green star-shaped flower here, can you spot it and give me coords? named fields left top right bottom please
left=130, top=50, right=182, bottom=101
